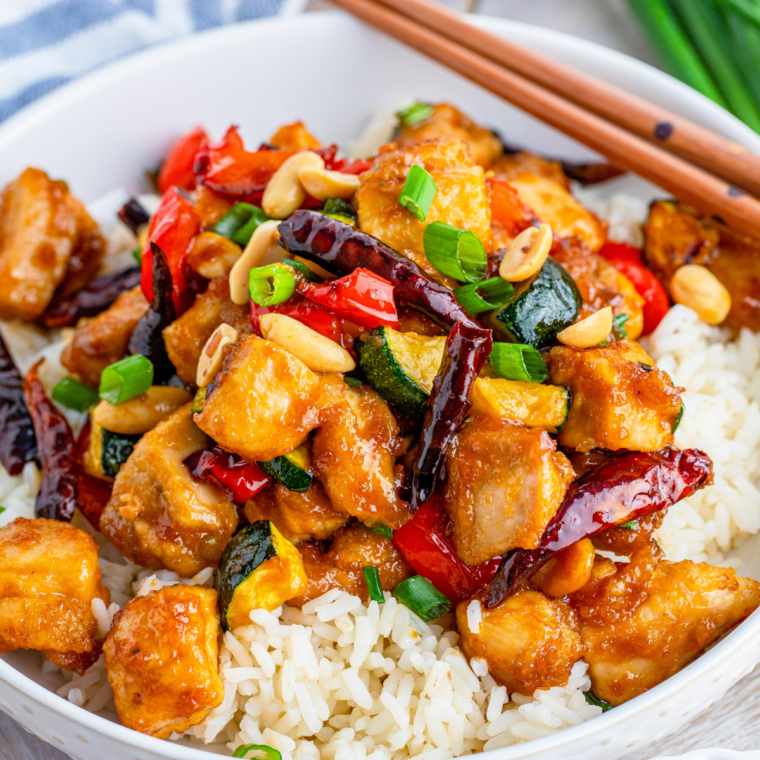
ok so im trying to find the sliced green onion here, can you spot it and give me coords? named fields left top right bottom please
left=322, top=197, right=357, bottom=221
left=394, top=575, right=451, bottom=623
left=99, top=355, right=154, bottom=405
left=489, top=343, right=549, bottom=383
left=248, top=263, right=296, bottom=307
left=397, top=102, right=435, bottom=127
left=454, top=277, right=514, bottom=314
left=281, top=258, right=321, bottom=282
left=364, top=522, right=392, bottom=539
left=344, top=377, right=364, bottom=388
left=620, top=519, right=639, bottom=530
left=363, top=566, right=385, bottom=603
left=191, top=386, right=207, bottom=414
left=132, top=247, right=142, bottom=265
left=584, top=691, right=613, bottom=712
left=612, top=313, right=629, bottom=341
left=323, top=212, right=357, bottom=226
left=215, top=203, right=271, bottom=246
left=232, top=744, right=282, bottom=760
left=674, top=400, right=685, bottom=433
left=0, top=507, right=5, bottom=515
left=639, top=362, right=654, bottom=372
left=423, top=221, right=486, bottom=283
left=399, top=165, right=437, bottom=222
left=52, top=377, right=98, bottom=412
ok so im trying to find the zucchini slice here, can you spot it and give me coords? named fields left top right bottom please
left=258, top=444, right=313, bottom=493
left=487, top=257, right=581, bottom=349
left=215, top=520, right=307, bottom=630
left=470, top=378, right=569, bottom=433
left=83, top=423, right=140, bottom=480
left=356, top=327, right=446, bottom=417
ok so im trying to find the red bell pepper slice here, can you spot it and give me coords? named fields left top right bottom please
left=251, top=295, right=345, bottom=345
left=331, top=157, right=374, bottom=175
left=75, top=421, right=113, bottom=531
left=302, top=268, right=400, bottom=330
left=488, top=178, right=536, bottom=238
left=599, top=241, right=671, bottom=335
left=184, top=446, right=271, bottom=504
left=140, top=187, right=201, bottom=314
left=157, top=126, right=208, bottom=194
left=392, top=496, right=501, bottom=602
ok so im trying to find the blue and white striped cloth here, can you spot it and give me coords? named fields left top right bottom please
left=0, top=0, right=307, bottom=123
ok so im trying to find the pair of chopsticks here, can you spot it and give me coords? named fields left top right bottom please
left=330, top=0, right=760, bottom=238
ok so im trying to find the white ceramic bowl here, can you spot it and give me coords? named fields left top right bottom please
left=1, top=12, right=759, bottom=760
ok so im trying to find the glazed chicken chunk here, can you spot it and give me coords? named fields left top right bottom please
left=444, top=417, right=574, bottom=566
left=0, top=167, right=104, bottom=321
left=457, top=590, right=585, bottom=694
left=0, top=518, right=110, bottom=674
left=104, top=585, right=224, bottom=739
left=549, top=340, right=683, bottom=453
left=100, top=404, right=238, bottom=576
left=570, top=542, right=760, bottom=705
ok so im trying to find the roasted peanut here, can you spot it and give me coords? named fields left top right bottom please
left=196, top=323, right=240, bottom=387
left=498, top=223, right=552, bottom=282
left=259, top=313, right=355, bottom=373
left=533, top=538, right=595, bottom=597
left=297, top=166, right=360, bottom=201
left=262, top=151, right=324, bottom=219
left=557, top=306, right=613, bottom=348
left=670, top=264, right=731, bottom=325
left=91, top=386, right=192, bottom=435
left=186, top=232, right=241, bottom=279
left=229, top=220, right=283, bottom=305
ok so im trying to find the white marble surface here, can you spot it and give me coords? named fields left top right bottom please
left=2, top=1, right=758, bottom=758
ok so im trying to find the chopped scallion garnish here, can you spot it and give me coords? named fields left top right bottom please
left=423, top=222, right=486, bottom=283
left=215, top=203, right=271, bottom=246
left=612, top=313, right=629, bottom=341
left=620, top=519, right=640, bottom=530
left=132, top=247, right=142, bottom=265
left=99, top=355, right=154, bottom=405
left=344, top=377, right=364, bottom=388
left=584, top=690, right=614, bottom=712
left=364, top=522, right=393, bottom=539
left=397, top=102, right=434, bottom=127
left=674, top=400, right=685, bottom=432
left=248, top=263, right=296, bottom=307
left=323, top=212, right=357, bottom=226
left=454, top=277, right=514, bottom=314
left=52, top=377, right=99, bottom=412
left=399, top=165, right=437, bottom=222
left=0, top=507, right=5, bottom=515
left=281, top=259, right=321, bottom=282
left=394, top=575, right=451, bottom=623
left=191, top=386, right=207, bottom=414
left=322, top=197, right=357, bottom=221
left=363, top=566, right=385, bottom=603
left=489, top=343, right=549, bottom=383
left=232, top=744, right=282, bottom=760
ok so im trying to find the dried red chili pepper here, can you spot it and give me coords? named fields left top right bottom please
left=129, top=243, right=176, bottom=383
left=117, top=198, right=150, bottom=234
left=393, top=495, right=500, bottom=602
left=74, top=420, right=112, bottom=531
left=184, top=446, right=271, bottom=504
left=0, top=335, right=37, bottom=475
left=41, top=267, right=141, bottom=329
left=23, top=360, right=78, bottom=521
left=277, top=211, right=493, bottom=511
left=485, top=446, right=713, bottom=608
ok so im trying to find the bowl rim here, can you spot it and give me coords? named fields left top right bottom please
left=2, top=10, right=760, bottom=759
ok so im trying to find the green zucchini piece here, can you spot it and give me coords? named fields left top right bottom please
left=101, top=428, right=141, bottom=478
left=486, top=257, right=581, bottom=349
left=356, top=327, right=446, bottom=417
left=258, top=444, right=313, bottom=492
left=215, top=520, right=307, bottom=631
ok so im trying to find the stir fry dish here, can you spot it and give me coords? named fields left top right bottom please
left=0, top=102, right=759, bottom=756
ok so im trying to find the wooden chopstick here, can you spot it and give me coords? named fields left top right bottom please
left=374, top=0, right=760, bottom=200
left=330, top=0, right=760, bottom=239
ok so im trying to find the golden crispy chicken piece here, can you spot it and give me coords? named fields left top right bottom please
left=553, top=237, right=645, bottom=339
left=457, top=590, right=585, bottom=694
left=395, top=103, right=503, bottom=167
left=290, top=523, right=412, bottom=607
left=104, top=585, right=223, bottom=739
left=269, top=121, right=321, bottom=150
left=0, top=167, right=104, bottom=320
left=244, top=480, right=350, bottom=545
left=312, top=384, right=410, bottom=529
left=61, top=286, right=148, bottom=388
left=100, top=404, right=238, bottom=576
left=0, top=518, right=110, bottom=674
left=356, top=138, right=491, bottom=279
left=444, top=417, right=574, bottom=566
left=491, top=154, right=606, bottom=251
left=195, top=335, right=344, bottom=463
left=570, top=542, right=760, bottom=705
left=549, top=340, right=683, bottom=453
left=163, top=277, right=252, bottom=385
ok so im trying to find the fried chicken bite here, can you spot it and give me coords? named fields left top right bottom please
left=0, top=518, right=110, bottom=674
left=104, top=585, right=223, bottom=739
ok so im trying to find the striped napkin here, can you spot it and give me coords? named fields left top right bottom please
left=0, top=0, right=308, bottom=123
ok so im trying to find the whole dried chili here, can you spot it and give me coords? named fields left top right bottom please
left=485, top=446, right=714, bottom=608
left=184, top=446, right=271, bottom=504
left=277, top=211, right=493, bottom=511
left=75, top=420, right=112, bottom=531
left=23, top=360, right=78, bottom=521
left=128, top=242, right=176, bottom=384
left=41, top=267, right=141, bottom=329
left=117, top=198, right=151, bottom=234
left=0, top=335, right=37, bottom=475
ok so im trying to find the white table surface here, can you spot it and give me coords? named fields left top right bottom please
left=1, top=1, right=758, bottom=758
